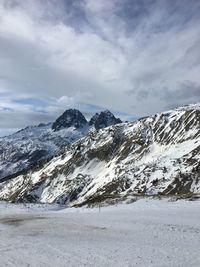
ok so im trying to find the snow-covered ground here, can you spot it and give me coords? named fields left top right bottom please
left=0, top=199, right=200, bottom=267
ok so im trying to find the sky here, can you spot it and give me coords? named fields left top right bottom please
left=0, top=0, right=200, bottom=135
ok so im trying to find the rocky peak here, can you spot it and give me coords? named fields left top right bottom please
left=89, top=110, right=122, bottom=130
left=52, top=109, right=87, bottom=131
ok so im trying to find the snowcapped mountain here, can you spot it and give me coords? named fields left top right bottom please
left=0, top=104, right=199, bottom=205
left=52, top=109, right=88, bottom=131
left=0, top=109, right=121, bottom=181
left=89, top=110, right=122, bottom=130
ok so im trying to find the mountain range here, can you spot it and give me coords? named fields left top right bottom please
left=0, top=109, right=121, bottom=180
left=0, top=103, right=199, bottom=205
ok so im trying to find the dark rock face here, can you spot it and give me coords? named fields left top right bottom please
left=89, top=110, right=122, bottom=130
left=88, top=113, right=99, bottom=126
left=52, top=109, right=87, bottom=131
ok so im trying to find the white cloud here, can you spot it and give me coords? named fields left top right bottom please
left=0, top=0, right=200, bottom=130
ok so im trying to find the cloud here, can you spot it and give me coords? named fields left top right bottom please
left=0, top=0, right=200, bottom=130
left=162, top=81, right=200, bottom=109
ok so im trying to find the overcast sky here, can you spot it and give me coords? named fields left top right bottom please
left=0, top=0, right=200, bottom=135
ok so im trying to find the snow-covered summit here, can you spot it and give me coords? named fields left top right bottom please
left=162, top=103, right=200, bottom=115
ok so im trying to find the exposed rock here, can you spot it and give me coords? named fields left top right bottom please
left=89, top=110, right=122, bottom=130
left=52, top=109, right=87, bottom=131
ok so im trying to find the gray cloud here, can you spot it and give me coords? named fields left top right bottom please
left=162, top=81, right=200, bottom=109
left=0, top=0, right=200, bottom=130
left=129, top=81, right=200, bottom=112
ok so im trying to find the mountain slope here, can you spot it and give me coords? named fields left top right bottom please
left=0, top=104, right=199, bottom=205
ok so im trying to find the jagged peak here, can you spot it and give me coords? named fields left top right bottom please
left=52, top=109, right=87, bottom=131
left=89, top=110, right=122, bottom=130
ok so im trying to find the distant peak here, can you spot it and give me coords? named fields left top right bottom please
left=52, top=109, right=87, bottom=131
left=89, top=110, right=122, bottom=130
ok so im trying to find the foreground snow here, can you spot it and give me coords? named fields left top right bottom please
left=0, top=199, right=200, bottom=267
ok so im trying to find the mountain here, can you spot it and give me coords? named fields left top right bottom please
left=0, top=109, right=121, bottom=181
left=0, top=104, right=199, bottom=205
left=89, top=110, right=122, bottom=130
left=52, top=109, right=87, bottom=131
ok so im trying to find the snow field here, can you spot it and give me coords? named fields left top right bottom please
left=0, top=199, right=200, bottom=267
